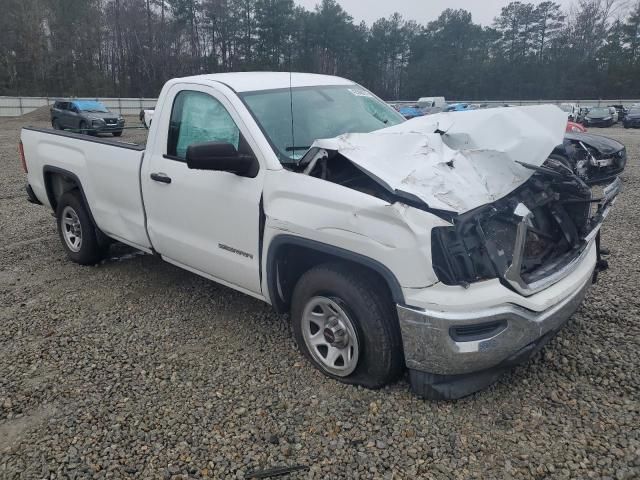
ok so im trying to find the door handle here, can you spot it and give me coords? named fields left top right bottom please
left=150, top=172, right=172, bottom=184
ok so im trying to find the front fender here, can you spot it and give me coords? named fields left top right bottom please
left=261, top=169, right=447, bottom=294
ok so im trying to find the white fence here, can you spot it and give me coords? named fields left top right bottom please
left=2, top=95, right=639, bottom=117
left=0, top=96, right=157, bottom=117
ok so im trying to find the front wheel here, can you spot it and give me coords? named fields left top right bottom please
left=79, top=121, right=89, bottom=135
left=291, top=263, right=404, bottom=389
left=112, top=131, right=122, bottom=137
left=56, top=192, right=108, bottom=265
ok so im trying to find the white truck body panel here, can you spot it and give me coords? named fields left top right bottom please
left=21, top=129, right=150, bottom=250
left=22, top=73, right=598, bottom=304
left=261, top=168, right=448, bottom=291
left=141, top=80, right=273, bottom=294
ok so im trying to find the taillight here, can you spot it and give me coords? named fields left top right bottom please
left=18, top=141, right=27, bottom=173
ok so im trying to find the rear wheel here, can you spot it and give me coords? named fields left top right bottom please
left=52, top=118, right=61, bottom=130
left=56, top=191, right=108, bottom=265
left=291, top=263, right=404, bottom=389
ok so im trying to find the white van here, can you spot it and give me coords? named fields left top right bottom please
left=417, top=96, right=446, bottom=109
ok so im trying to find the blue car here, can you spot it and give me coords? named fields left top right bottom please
left=398, top=106, right=425, bottom=119
left=445, top=103, right=472, bottom=112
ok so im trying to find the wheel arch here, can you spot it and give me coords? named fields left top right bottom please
left=43, top=166, right=98, bottom=227
left=265, top=234, right=405, bottom=314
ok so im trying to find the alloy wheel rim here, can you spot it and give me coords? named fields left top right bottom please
left=61, top=206, right=82, bottom=252
left=301, top=296, right=359, bottom=377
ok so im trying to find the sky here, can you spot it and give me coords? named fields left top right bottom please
left=294, top=0, right=575, bottom=26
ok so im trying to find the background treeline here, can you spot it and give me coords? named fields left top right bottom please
left=1, top=0, right=640, bottom=100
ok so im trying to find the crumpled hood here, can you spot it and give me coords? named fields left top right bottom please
left=311, top=105, right=567, bottom=214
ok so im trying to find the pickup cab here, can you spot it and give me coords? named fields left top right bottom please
left=20, top=73, right=621, bottom=399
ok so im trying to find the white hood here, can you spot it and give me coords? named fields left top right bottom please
left=311, top=105, right=567, bottom=214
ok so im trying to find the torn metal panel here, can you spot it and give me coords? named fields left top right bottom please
left=310, top=105, right=567, bottom=214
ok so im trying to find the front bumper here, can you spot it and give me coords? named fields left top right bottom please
left=90, top=121, right=124, bottom=133
left=585, top=119, right=613, bottom=127
left=397, top=271, right=591, bottom=377
left=398, top=272, right=592, bottom=399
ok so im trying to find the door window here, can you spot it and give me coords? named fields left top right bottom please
left=167, top=90, right=240, bottom=160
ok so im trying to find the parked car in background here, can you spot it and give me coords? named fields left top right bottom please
left=623, top=107, right=640, bottom=128
left=51, top=100, right=125, bottom=136
left=139, top=107, right=155, bottom=129
left=417, top=96, right=446, bottom=110
left=576, top=106, right=592, bottom=124
left=583, top=107, right=614, bottom=127
left=559, top=103, right=578, bottom=121
left=398, top=105, right=425, bottom=119
left=445, top=103, right=472, bottom=112
left=610, top=104, right=628, bottom=120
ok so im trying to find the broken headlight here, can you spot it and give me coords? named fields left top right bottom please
left=431, top=173, right=593, bottom=292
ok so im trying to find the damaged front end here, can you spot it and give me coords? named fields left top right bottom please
left=302, top=105, right=622, bottom=297
left=432, top=160, right=621, bottom=296
left=560, top=132, right=627, bottom=185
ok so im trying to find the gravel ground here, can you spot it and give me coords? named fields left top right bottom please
left=1, top=116, right=639, bottom=480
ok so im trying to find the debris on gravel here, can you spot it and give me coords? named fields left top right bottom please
left=1, top=117, right=639, bottom=479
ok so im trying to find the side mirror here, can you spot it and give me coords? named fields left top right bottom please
left=185, top=141, right=259, bottom=178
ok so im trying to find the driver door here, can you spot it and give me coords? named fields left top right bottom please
left=141, top=85, right=265, bottom=295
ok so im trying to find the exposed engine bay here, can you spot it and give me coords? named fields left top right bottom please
left=429, top=160, right=620, bottom=295
left=300, top=148, right=397, bottom=204
left=558, top=132, right=627, bottom=185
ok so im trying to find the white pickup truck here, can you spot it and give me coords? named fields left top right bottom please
left=20, top=73, right=621, bottom=399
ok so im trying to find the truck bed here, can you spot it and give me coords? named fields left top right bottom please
left=22, top=127, right=152, bottom=250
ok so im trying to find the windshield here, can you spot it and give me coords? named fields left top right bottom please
left=629, top=109, right=640, bottom=115
left=559, top=105, right=573, bottom=112
left=240, top=85, right=405, bottom=164
left=589, top=108, right=609, bottom=117
left=74, top=100, right=109, bottom=113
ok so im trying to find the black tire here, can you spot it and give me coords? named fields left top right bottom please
left=56, top=191, right=108, bottom=265
left=291, top=263, right=404, bottom=389
left=79, top=121, right=89, bottom=135
left=52, top=118, right=61, bottom=130
left=112, top=131, right=122, bottom=137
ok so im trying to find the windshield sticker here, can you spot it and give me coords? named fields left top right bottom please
left=348, top=88, right=373, bottom=98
